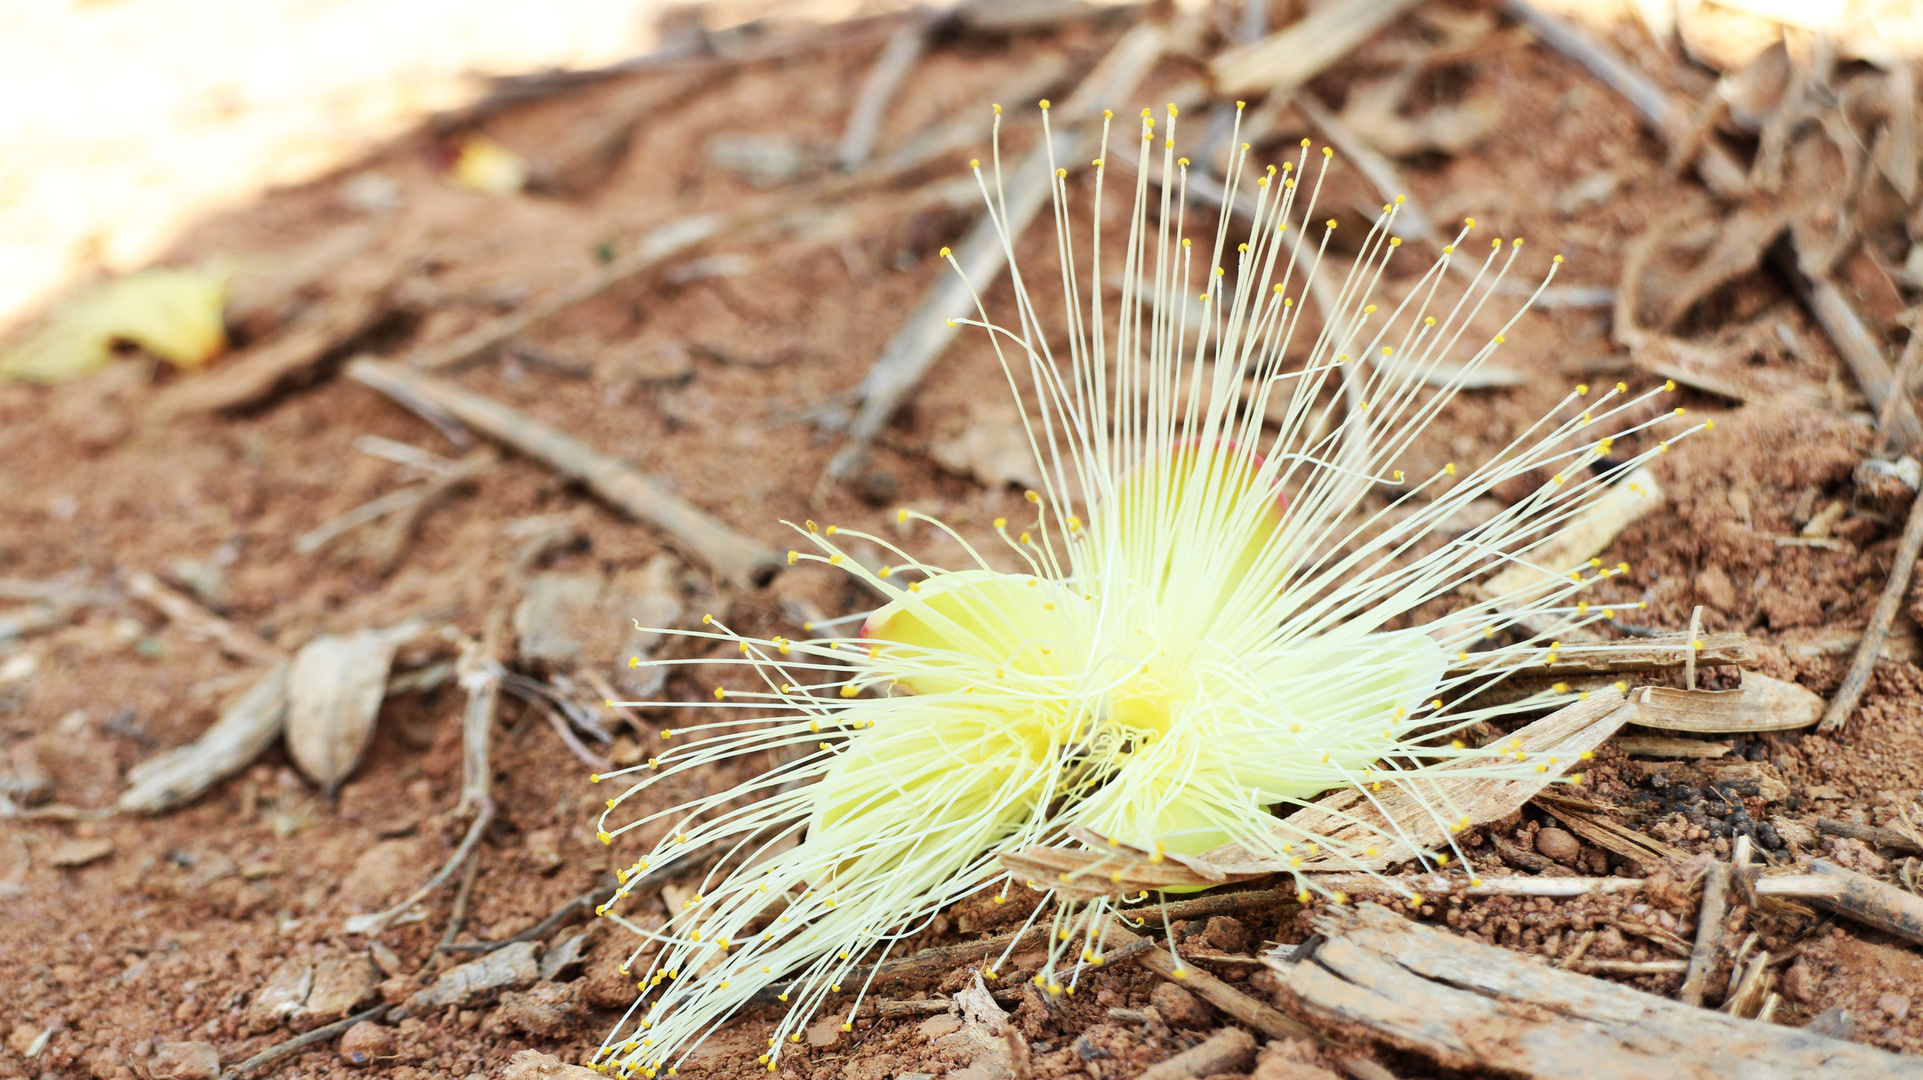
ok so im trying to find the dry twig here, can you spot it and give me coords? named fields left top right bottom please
left=344, top=801, right=497, bottom=936
left=1212, top=0, right=1418, bottom=98
left=1100, top=921, right=1315, bottom=1041
left=1136, top=1027, right=1256, bottom=1080
left=220, top=1004, right=387, bottom=1078
left=123, top=570, right=284, bottom=666
left=1815, top=818, right=1923, bottom=855
left=1499, top=0, right=1747, bottom=199
left=1818, top=480, right=1923, bottom=732
left=350, top=359, right=781, bottom=587
left=1792, top=264, right=1923, bottom=453
left=824, top=21, right=1168, bottom=485
left=835, top=13, right=936, bottom=170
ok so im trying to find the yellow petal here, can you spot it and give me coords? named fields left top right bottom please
left=862, top=569, right=1080, bottom=694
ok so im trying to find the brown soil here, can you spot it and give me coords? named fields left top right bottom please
left=4, top=5, right=1922, bottom=1080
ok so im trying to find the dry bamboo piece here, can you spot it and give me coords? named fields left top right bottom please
left=122, top=570, right=285, bottom=666
left=1806, top=859, right=1923, bottom=946
left=825, top=21, right=1168, bottom=484
left=349, top=359, right=780, bottom=587
left=1269, top=903, right=1917, bottom=1079
left=1212, top=0, right=1418, bottom=97
left=1679, top=860, right=1731, bottom=1007
left=1445, top=632, right=1753, bottom=678
left=1499, top=0, right=1748, bottom=200
left=1819, top=481, right=1923, bottom=732
left=1632, top=673, right=1824, bottom=733
left=1099, top=921, right=1315, bottom=1042
left=1816, top=818, right=1923, bottom=855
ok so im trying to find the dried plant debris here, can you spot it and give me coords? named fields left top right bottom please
left=119, top=662, right=291, bottom=813
left=1269, top=903, right=1917, bottom=1079
left=285, top=621, right=421, bottom=794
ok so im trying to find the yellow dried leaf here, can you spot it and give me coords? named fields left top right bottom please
left=449, top=135, right=527, bottom=196
left=1, top=267, right=227, bottom=383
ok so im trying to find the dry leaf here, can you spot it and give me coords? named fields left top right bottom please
left=1631, top=672, right=1824, bottom=732
left=449, top=135, right=528, bottom=195
left=1, top=267, right=226, bottom=383
left=120, top=661, right=290, bottom=813
left=286, top=623, right=418, bottom=792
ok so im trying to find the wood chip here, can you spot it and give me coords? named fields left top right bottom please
left=402, top=941, right=540, bottom=1014
left=1268, top=902, right=1916, bottom=1079
left=120, top=662, right=291, bottom=813
left=1630, top=672, right=1823, bottom=732
left=286, top=623, right=417, bottom=794
left=46, top=836, right=114, bottom=867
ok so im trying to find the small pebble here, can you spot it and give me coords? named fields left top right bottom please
left=1877, top=993, right=1911, bottom=1022
left=148, top=1041, right=219, bottom=1080
left=1535, top=827, right=1581, bottom=864
left=1783, top=959, right=1813, bottom=1003
left=917, top=1014, right=961, bottom=1040
left=1150, top=982, right=1213, bottom=1028
left=338, top=1020, right=393, bottom=1067
left=1201, top=915, right=1249, bottom=953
